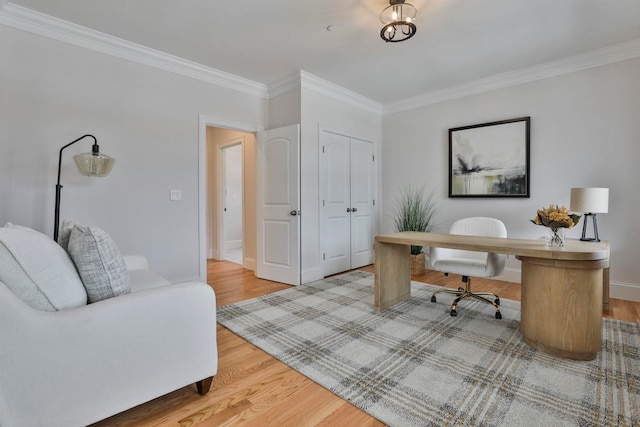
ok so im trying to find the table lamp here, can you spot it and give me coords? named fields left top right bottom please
left=570, top=187, right=609, bottom=242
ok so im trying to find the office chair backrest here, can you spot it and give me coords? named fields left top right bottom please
left=430, top=217, right=507, bottom=276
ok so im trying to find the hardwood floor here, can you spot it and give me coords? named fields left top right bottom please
left=92, top=260, right=640, bottom=426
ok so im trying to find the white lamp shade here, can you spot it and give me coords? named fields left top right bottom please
left=570, top=187, right=609, bottom=213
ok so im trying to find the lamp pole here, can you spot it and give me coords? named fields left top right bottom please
left=54, top=134, right=98, bottom=242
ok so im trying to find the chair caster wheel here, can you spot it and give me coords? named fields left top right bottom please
left=495, top=298, right=500, bottom=306
left=458, top=287, right=464, bottom=292
left=450, top=309, right=457, bottom=317
left=431, top=295, right=436, bottom=303
left=495, top=311, right=502, bottom=319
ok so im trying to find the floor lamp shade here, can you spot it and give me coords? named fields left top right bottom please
left=54, top=134, right=115, bottom=242
left=570, top=187, right=609, bottom=242
left=74, top=150, right=115, bottom=176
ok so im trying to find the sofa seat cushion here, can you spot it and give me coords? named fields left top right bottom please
left=67, top=224, right=131, bottom=303
left=128, top=269, right=171, bottom=293
left=0, top=225, right=87, bottom=311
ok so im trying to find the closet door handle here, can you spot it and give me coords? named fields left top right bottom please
left=290, top=210, right=298, bottom=216
left=351, top=207, right=358, bottom=212
left=346, top=208, right=352, bottom=213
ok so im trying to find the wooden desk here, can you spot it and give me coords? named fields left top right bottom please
left=374, top=232, right=610, bottom=360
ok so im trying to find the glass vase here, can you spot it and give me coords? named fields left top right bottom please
left=545, top=227, right=566, bottom=247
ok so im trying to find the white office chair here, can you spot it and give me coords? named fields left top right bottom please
left=430, top=217, right=507, bottom=319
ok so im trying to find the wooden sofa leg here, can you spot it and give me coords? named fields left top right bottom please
left=196, top=376, right=213, bottom=395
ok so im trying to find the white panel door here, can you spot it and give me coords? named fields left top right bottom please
left=320, top=130, right=375, bottom=276
left=256, top=124, right=300, bottom=286
left=349, top=138, right=375, bottom=269
left=320, top=132, right=351, bottom=275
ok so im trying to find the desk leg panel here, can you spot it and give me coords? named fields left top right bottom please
left=519, top=257, right=603, bottom=361
left=375, top=242, right=411, bottom=312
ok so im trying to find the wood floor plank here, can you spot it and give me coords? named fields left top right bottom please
left=91, top=259, right=640, bottom=426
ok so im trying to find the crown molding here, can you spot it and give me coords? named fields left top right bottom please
left=268, top=71, right=382, bottom=115
left=0, top=3, right=269, bottom=99
left=4, top=3, right=639, bottom=115
left=268, top=71, right=301, bottom=99
left=383, top=37, right=640, bottom=115
left=299, top=71, right=383, bottom=115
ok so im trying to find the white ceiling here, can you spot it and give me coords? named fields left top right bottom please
left=8, top=0, right=640, bottom=105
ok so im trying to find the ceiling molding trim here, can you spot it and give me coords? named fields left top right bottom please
left=383, top=38, right=640, bottom=115
left=299, top=71, right=383, bottom=115
left=268, top=72, right=302, bottom=98
left=0, top=3, right=269, bottom=99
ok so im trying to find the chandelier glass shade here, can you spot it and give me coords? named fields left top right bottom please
left=380, top=0, right=417, bottom=43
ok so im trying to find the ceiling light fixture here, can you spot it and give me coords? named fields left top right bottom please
left=380, top=0, right=417, bottom=43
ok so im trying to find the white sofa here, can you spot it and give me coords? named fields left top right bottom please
left=0, top=225, right=218, bottom=427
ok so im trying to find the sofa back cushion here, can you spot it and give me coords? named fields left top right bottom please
left=67, top=224, right=131, bottom=303
left=0, top=225, right=87, bottom=311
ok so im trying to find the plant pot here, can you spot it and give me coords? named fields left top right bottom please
left=410, top=252, right=426, bottom=275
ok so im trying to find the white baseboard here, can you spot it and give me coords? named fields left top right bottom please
left=610, top=281, right=640, bottom=302
left=302, top=267, right=323, bottom=285
left=209, top=249, right=220, bottom=260
left=226, top=240, right=242, bottom=250
left=243, top=257, right=256, bottom=272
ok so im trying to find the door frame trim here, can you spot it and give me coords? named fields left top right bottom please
left=198, top=114, right=263, bottom=282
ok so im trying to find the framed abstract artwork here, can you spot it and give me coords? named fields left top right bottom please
left=449, top=117, right=530, bottom=198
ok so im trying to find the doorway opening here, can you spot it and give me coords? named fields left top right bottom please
left=204, top=123, right=257, bottom=274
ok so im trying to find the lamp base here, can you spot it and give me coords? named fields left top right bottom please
left=580, top=213, right=600, bottom=242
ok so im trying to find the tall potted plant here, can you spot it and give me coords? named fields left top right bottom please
left=392, top=186, right=439, bottom=275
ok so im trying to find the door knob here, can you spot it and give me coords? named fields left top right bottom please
left=290, top=210, right=300, bottom=216
left=351, top=207, right=358, bottom=212
left=346, top=208, right=352, bottom=213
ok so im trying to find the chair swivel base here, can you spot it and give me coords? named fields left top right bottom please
left=430, top=277, right=502, bottom=319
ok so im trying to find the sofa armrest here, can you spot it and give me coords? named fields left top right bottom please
left=0, top=281, right=217, bottom=427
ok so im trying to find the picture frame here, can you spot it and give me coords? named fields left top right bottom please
left=449, top=117, right=530, bottom=198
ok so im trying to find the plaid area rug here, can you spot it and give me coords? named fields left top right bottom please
left=217, top=271, right=640, bottom=426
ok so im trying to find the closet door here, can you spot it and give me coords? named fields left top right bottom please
left=320, top=131, right=375, bottom=276
left=321, top=132, right=351, bottom=275
left=349, top=138, right=375, bottom=269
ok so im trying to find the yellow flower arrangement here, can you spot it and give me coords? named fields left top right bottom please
left=531, top=204, right=581, bottom=229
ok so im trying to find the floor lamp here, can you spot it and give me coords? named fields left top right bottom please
left=570, top=187, right=609, bottom=242
left=54, top=134, right=116, bottom=242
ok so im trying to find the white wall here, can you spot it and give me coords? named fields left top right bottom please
left=300, top=88, right=382, bottom=283
left=382, top=58, right=640, bottom=299
left=0, top=25, right=267, bottom=281
left=268, top=87, right=302, bottom=129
